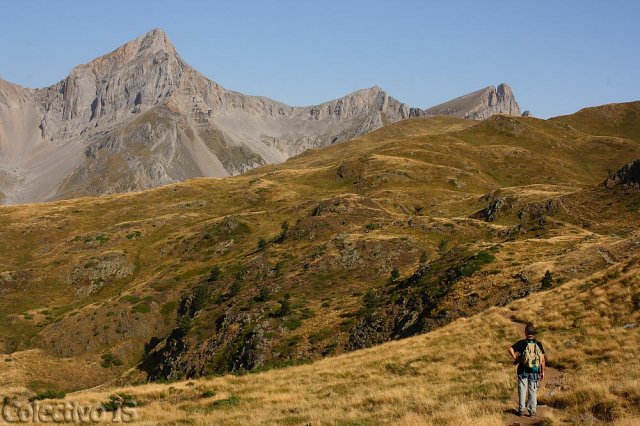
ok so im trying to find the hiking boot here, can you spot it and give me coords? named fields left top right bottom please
left=517, top=411, right=524, bottom=417
left=528, top=411, right=536, bottom=417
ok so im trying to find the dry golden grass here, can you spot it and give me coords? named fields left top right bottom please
left=1, top=104, right=640, bottom=424
left=36, top=255, right=637, bottom=425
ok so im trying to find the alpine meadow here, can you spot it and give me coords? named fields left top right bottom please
left=1, top=3, right=639, bottom=425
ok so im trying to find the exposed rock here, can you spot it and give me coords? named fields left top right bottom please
left=424, top=83, right=521, bottom=120
left=0, top=28, right=524, bottom=204
left=471, top=191, right=508, bottom=222
left=69, top=251, right=135, bottom=297
left=521, top=110, right=532, bottom=117
left=604, top=159, right=640, bottom=188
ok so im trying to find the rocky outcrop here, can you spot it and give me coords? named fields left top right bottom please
left=68, top=251, right=136, bottom=297
left=604, top=159, right=640, bottom=188
left=0, top=28, right=524, bottom=204
left=424, top=83, right=521, bottom=120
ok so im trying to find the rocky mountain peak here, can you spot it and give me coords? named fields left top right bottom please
left=51, top=28, right=185, bottom=124
left=424, top=82, right=521, bottom=120
left=0, top=29, right=529, bottom=204
left=123, top=28, right=176, bottom=58
left=496, top=83, right=513, bottom=98
left=87, top=28, right=178, bottom=77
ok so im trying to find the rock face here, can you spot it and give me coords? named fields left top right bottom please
left=424, top=83, right=521, bottom=120
left=0, top=29, right=523, bottom=204
left=604, top=159, right=640, bottom=188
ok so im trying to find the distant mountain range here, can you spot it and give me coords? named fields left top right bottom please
left=0, top=28, right=523, bottom=204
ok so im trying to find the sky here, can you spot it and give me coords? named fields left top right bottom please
left=0, top=1, right=638, bottom=118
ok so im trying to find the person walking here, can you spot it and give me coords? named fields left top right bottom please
left=508, top=322, right=545, bottom=417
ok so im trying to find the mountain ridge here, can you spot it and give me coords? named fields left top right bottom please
left=0, top=28, right=523, bottom=204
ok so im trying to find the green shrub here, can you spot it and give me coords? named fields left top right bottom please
left=274, top=293, right=292, bottom=317
left=273, top=221, right=289, bottom=244
left=192, top=283, right=210, bottom=311
left=131, top=304, right=151, bottom=314
left=161, top=301, right=177, bottom=317
left=125, top=231, right=142, bottom=240
left=389, top=267, right=400, bottom=283
left=309, top=328, right=333, bottom=344
left=100, top=353, right=123, bottom=368
left=284, top=317, right=301, bottom=330
left=229, top=280, right=242, bottom=296
left=100, top=393, right=137, bottom=412
left=95, top=234, right=109, bottom=243
left=254, top=287, right=270, bottom=302
left=459, top=251, right=495, bottom=277
left=300, top=308, right=315, bottom=319
left=363, top=291, right=380, bottom=313
left=121, top=295, right=140, bottom=304
left=28, top=390, right=66, bottom=402
left=257, top=238, right=268, bottom=250
left=207, top=265, right=222, bottom=282
left=541, top=270, right=554, bottom=289
left=177, top=316, right=192, bottom=336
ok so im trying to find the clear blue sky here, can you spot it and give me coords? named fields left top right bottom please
left=1, top=1, right=638, bottom=118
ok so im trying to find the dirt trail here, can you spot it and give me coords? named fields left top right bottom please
left=504, top=322, right=564, bottom=426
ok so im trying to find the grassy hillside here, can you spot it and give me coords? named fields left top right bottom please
left=0, top=102, right=639, bottom=402
left=36, top=251, right=640, bottom=425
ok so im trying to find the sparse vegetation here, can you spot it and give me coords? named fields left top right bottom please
left=208, top=395, right=240, bottom=409
left=0, top=104, right=639, bottom=424
left=121, top=295, right=141, bottom=304
left=161, top=301, right=177, bottom=317
left=28, top=389, right=66, bottom=402
left=541, top=270, right=554, bottom=289
left=131, top=303, right=151, bottom=314
left=254, top=286, right=270, bottom=302
left=125, top=230, right=142, bottom=240
left=50, top=257, right=640, bottom=424
left=100, top=352, right=123, bottom=368
left=388, top=267, right=400, bottom=283
left=274, top=293, right=292, bottom=318
left=100, top=393, right=137, bottom=412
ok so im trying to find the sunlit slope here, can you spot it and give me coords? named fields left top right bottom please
left=47, top=252, right=640, bottom=425
left=0, top=102, right=638, bottom=395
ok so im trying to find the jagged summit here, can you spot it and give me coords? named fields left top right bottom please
left=424, top=83, right=521, bottom=120
left=91, top=28, right=177, bottom=67
left=0, top=29, right=525, bottom=204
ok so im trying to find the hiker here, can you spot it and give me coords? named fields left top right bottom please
left=508, top=322, right=545, bottom=417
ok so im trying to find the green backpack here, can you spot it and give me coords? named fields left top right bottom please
left=521, top=340, right=543, bottom=373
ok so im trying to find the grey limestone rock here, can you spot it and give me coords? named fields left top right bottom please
left=0, top=29, right=524, bottom=204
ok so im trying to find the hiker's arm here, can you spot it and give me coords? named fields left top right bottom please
left=508, top=346, right=518, bottom=361
left=540, top=354, right=546, bottom=379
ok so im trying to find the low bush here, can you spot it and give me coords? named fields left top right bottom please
left=101, top=352, right=123, bottom=368
left=131, top=304, right=151, bottom=314
left=100, top=393, right=137, bottom=412
left=29, top=390, right=66, bottom=402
